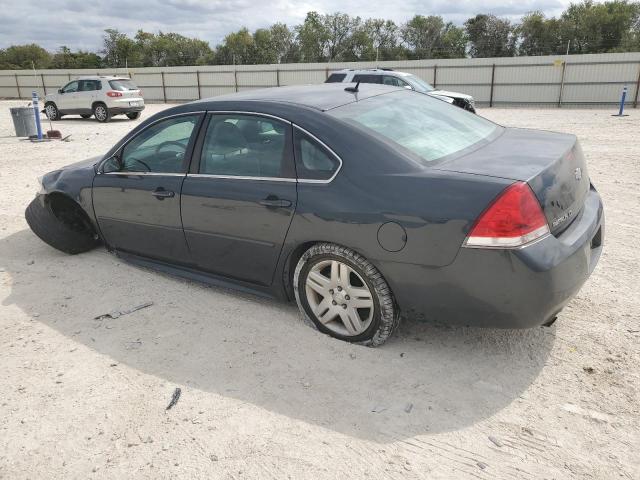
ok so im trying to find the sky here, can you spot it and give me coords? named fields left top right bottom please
left=0, top=0, right=574, bottom=52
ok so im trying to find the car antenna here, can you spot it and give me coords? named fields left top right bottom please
left=344, top=81, right=360, bottom=93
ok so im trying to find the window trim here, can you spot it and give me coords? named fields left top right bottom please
left=293, top=125, right=343, bottom=184
left=97, top=111, right=205, bottom=175
left=189, top=111, right=296, bottom=182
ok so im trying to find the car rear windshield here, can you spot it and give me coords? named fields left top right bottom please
left=109, top=79, right=138, bottom=91
left=328, top=90, right=500, bottom=163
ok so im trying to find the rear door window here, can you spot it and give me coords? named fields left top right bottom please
left=78, top=80, right=97, bottom=91
left=199, top=114, right=293, bottom=178
left=326, top=73, right=347, bottom=83
left=294, top=129, right=340, bottom=181
left=352, top=74, right=382, bottom=84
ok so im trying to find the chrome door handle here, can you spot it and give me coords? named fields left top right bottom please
left=259, top=197, right=292, bottom=208
left=151, top=189, right=175, bottom=199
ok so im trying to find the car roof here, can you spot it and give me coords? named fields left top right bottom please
left=75, top=76, right=130, bottom=80
left=195, top=83, right=400, bottom=112
left=331, top=68, right=410, bottom=77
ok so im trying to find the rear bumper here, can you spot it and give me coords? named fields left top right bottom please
left=381, top=187, right=604, bottom=328
left=109, top=106, right=145, bottom=114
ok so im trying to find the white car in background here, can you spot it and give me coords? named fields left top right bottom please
left=326, top=68, right=476, bottom=113
left=44, top=76, right=145, bottom=123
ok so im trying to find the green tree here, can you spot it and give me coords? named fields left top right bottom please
left=465, top=14, right=516, bottom=57
left=296, top=11, right=330, bottom=62
left=516, top=12, right=563, bottom=56
left=51, top=46, right=102, bottom=68
left=0, top=44, right=51, bottom=69
left=102, top=29, right=140, bottom=67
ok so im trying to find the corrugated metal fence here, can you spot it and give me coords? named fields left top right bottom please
left=1, top=52, right=639, bottom=107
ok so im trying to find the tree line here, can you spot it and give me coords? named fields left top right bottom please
left=1, top=0, right=639, bottom=70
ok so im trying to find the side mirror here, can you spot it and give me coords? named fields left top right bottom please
left=101, top=154, right=123, bottom=173
left=58, top=89, right=64, bottom=94
left=404, top=85, right=413, bottom=90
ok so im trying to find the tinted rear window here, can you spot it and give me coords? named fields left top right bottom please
left=329, top=90, right=500, bottom=164
left=352, top=74, right=382, bottom=84
left=109, top=79, right=138, bottom=91
left=326, top=73, right=347, bottom=83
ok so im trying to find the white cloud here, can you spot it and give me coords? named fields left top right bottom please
left=0, top=0, right=573, bottom=51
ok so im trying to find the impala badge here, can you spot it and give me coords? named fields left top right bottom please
left=574, top=167, right=582, bottom=181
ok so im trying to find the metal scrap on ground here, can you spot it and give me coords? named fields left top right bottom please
left=166, top=388, right=182, bottom=411
left=94, top=302, right=153, bottom=320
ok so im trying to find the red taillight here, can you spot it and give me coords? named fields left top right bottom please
left=106, top=91, right=122, bottom=97
left=139, top=89, right=143, bottom=98
left=464, top=182, right=549, bottom=248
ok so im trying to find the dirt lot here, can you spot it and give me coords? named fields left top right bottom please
left=0, top=101, right=638, bottom=480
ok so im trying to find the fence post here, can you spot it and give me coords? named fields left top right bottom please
left=14, top=74, right=21, bottom=99
left=433, top=65, right=437, bottom=89
left=558, top=61, right=567, bottom=108
left=196, top=71, right=202, bottom=100
left=234, top=69, right=238, bottom=92
left=276, top=68, right=280, bottom=87
left=489, top=64, right=496, bottom=108
left=68, top=73, right=71, bottom=81
left=161, top=71, right=167, bottom=102
left=633, top=63, right=640, bottom=108
left=325, top=67, right=329, bottom=80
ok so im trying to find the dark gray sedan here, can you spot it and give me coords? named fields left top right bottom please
left=26, top=84, right=604, bottom=346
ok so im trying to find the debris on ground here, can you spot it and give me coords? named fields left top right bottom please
left=583, top=366, right=595, bottom=374
left=404, top=403, right=413, bottom=413
left=94, top=302, right=153, bottom=320
left=488, top=435, right=503, bottom=447
left=166, top=387, right=182, bottom=411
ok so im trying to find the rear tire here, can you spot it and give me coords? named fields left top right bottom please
left=93, top=103, right=111, bottom=123
left=80, top=114, right=91, bottom=119
left=44, top=102, right=60, bottom=121
left=126, top=112, right=141, bottom=120
left=25, top=198, right=99, bottom=255
left=293, top=243, right=399, bottom=347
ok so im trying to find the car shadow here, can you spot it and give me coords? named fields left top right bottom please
left=1, top=228, right=554, bottom=442
left=52, top=117, right=135, bottom=124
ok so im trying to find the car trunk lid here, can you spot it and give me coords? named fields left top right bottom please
left=434, top=128, right=590, bottom=235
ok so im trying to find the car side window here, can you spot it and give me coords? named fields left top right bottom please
left=78, top=80, right=97, bottom=92
left=294, top=129, right=340, bottom=181
left=352, top=74, right=382, bottom=84
left=62, top=81, right=78, bottom=93
left=326, top=73, right=347, bottom=83
left=117, top=115, right=200, bottom=174
left=199, top=114, right=292, bottom=178
left=383, top=76, right=408, bottom=87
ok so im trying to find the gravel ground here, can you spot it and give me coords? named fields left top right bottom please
left=0, top=101, right=638, bottom=480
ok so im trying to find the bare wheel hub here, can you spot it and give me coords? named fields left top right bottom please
left=305, top=259, right=374, bottom=336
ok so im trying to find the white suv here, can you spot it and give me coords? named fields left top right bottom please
left=326, top=69, right=476, bottom=113
left=44, top=76, right=145, bottom=123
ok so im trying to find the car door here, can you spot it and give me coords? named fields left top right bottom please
left=93, top=112, right=203, bottom=264
left=57, top=81, right=80, bottom=111
left=180, top=112, right=297, bottom=286
left=77, top=80, right=98, bottom=113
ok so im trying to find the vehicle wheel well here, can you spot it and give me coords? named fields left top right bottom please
left=92, top=101, right=107, bottom=110
left=282, top=241, right=391, bottom=303
left=283, top=241, right=318, bottom=301
left=45, top=193, right=96, bottom=235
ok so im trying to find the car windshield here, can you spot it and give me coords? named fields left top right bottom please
left=328, top=90, right=500, bottom=164
left=404, top=74, right=435, bottom=93
left=109, top=79, right=138, bottom=91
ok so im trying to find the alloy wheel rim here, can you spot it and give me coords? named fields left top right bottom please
left=95, top=107, right=106, bottom=120
left=45, top=105, right=56, bottom=119
left=305, top=259, right=374, bottom=336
